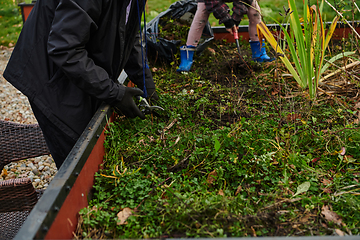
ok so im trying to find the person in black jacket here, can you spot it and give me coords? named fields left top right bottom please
left=4, top=0, right=156, bottom=168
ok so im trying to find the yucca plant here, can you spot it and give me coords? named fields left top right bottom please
left=257, top=0, right=340, bottom=99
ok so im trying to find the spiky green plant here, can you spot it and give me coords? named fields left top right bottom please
left=257, top=0, right=340, bottom=99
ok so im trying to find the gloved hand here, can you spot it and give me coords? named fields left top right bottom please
left=146, top=88, right=159, bottom=101
left=223, top=19, right=239, bottom=35
left=223, top=19, right=236, bottom=30
left=114, top=87, right=145, bottom=119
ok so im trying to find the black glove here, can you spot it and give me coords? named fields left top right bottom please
left=223, top=19, right=235, bottom=29
left=114, top=87, right=145, bottom=119
left=146, top=88, right=159, bottom=101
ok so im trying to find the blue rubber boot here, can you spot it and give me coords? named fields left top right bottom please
left=177, top=45, right=196, bottom=72
left=249, top=40, right=275, bottom=62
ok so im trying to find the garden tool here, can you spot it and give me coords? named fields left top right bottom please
left=249, top=39, right=275, bottom=62
left=177, top=45, right=196, bottom=72
left=234, top=30, right=241, bottom=56
left=136, top=96, right=164, bottom=115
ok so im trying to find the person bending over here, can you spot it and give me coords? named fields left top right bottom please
left=177, top=0, right=274, bottom=72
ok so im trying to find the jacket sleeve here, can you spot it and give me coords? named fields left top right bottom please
left=204, top=0, right=232, bottom=24
left=47, top=0, right=125, bottom=105
left=232, top=0, right=253, bottom=23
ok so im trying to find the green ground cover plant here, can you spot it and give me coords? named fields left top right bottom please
left=75, top=15, right=360, bottom=237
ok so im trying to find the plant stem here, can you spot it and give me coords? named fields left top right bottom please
left=324, top=0, right=360, bottom=39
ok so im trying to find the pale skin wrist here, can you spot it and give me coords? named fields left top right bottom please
left=225, top=25, right=238, bottom=35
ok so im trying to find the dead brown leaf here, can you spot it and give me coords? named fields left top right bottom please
left=299, top=213, right=314, bottom=223
left=354, top=102, right=360, bottom=109
left=286, top=113, right=302, bottom=122
left=335, top=229, right=345, bottom=236
left=208, top=47, right=216, bottom=55
left=321, top=205, right=345, bottom=226
left=271, top=90, right=279, bottom=95
left=321, top=178, right=332, bottom=186
left=207, top=169, right=217, bottom=186
left=250, top=226, right=257, bottom=237
left=218, top=189, right=224, bottom=196
left=235, top=185, right=242, bottom=196
left=117, top=207, right=133, bottom=225
left=0, top=168, right=8, bottom=177
left=322, top=188, right=332, bottom=194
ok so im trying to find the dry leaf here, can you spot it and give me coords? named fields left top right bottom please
left=235, top=185, right=242, bottom=196
left=322, top=188, right=332, bottom=194
left=0, top=168, right=8, bottom=177
left=207, top=169, right=217, bottom=186
left=354, top=102, right=360, bottom=109
left=292, top=224, right=300, bottom=229
left=300, top=214, right=312, bottom=223
left=218, top=189, right=224, bottom=196
left=208, top=48, right=216, bottom=55
left=286, top=113, right=302, bottom=122
left=335, top=229, right=345, bottom=236
left=91, top=206, right=98, bottom=212
left=117, top=207, right=133, bottom=225
left=250, top=226, right=257, bottom=237
left=321, top=179, right=332, bottom=186
left=321, top=205, right=344, bottom=226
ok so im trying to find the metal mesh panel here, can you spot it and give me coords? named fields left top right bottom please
left=0, top=120, right=50, bottom=170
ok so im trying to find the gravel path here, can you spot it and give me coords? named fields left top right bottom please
left=0, top=46, right=57, bottom=189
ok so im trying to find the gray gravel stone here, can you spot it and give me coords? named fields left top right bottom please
left=0, top=46, right=58, bottom=189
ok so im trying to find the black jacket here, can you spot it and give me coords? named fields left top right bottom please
left=4, top=0, right=146, bottom=140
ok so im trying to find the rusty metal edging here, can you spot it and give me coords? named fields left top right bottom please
left=211, top=21, right=360, bottom=32
left=212, top=21, right=360, bottom=42
left=18, top=1, right=36, bottom=24
left=14, top=103, right=113, bottom=240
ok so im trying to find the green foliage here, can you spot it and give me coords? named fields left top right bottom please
left=0, top=0, right=23, bottom=46
left=77, top=38, right=360, bottom=237
left=258, top=0, right=345, bottom=100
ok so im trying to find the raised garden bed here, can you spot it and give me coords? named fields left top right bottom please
left=12, top=2, right=360, bottom=239
left=74, top=30, right=360, bottom=238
